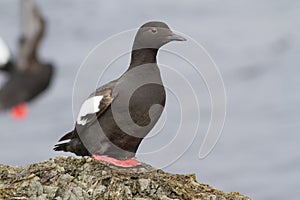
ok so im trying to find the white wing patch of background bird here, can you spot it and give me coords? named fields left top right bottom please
left=77, top=95, right=103, bottom=125
left=0, top=37, right=10, bottom=66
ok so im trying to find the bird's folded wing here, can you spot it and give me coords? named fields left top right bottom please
left=76, top=83, right=117, bottom=127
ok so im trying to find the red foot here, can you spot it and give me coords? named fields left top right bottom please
left=92, top=154, right=142, bottom=168
left=10, top=103, right=27, bottom=120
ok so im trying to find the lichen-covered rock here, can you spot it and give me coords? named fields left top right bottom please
left=0, top=156, right=251, bottom=200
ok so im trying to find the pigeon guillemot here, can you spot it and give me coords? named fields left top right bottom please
left=54, top=21, right=186, bottom=168
left=0, top=0, right=53, bottom=118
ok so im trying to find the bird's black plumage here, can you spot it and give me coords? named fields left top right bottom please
left=54, top=21, right=186, bottom=159
left=0, top=64, right=53, bottom=110
left=0, top=61, right=15, bottom=73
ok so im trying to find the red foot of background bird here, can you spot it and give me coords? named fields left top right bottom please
left=10, top=103, right=27, bottom=120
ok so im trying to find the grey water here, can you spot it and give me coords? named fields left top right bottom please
left=1, top=1, right=299, bottom=199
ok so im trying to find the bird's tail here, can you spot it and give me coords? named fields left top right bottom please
left=58, top=131, right=74, bottom=142
left=53, top=142, right=69, bottom=152
left=53, top=131, right=74, bottom=152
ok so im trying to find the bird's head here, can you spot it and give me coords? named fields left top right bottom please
left=133, top=21, right=186, bottom=50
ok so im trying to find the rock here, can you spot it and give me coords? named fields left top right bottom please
left=0, top=156, right=252, bottom=199
left=43, top=186, right=58, bottom=199
left=139, top=178, right=150, bottom=192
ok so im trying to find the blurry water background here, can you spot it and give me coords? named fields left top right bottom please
left=0, top=0, right=299, bottom=199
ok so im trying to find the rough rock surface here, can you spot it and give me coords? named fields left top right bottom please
left=0, top=156, right=251, bottom=200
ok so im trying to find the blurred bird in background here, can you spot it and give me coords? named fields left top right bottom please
left=0, top=0, right=54, bottom=120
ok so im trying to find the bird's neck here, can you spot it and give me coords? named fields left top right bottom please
left=128, top=48, right=158, bottom=69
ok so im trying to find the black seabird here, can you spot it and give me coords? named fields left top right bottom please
left=0, top=0, right=53, bottom=118
left=54, top=21, right=186, bottom=167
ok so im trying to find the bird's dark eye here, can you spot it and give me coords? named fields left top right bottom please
left=150, top=28, right=158, bottom=34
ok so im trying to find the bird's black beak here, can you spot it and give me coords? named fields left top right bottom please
left=167, top=33, right=187, bottom=42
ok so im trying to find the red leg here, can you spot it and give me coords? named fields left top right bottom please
left=92, top=154, right=142, bottom=168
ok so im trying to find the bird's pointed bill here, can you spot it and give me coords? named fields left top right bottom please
left=167, top=33, right=186, bottom=41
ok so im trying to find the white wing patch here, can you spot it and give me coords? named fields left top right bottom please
left=77, top=95, right=103, bottom=125
left=0, top=37, right=10, bottom=67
